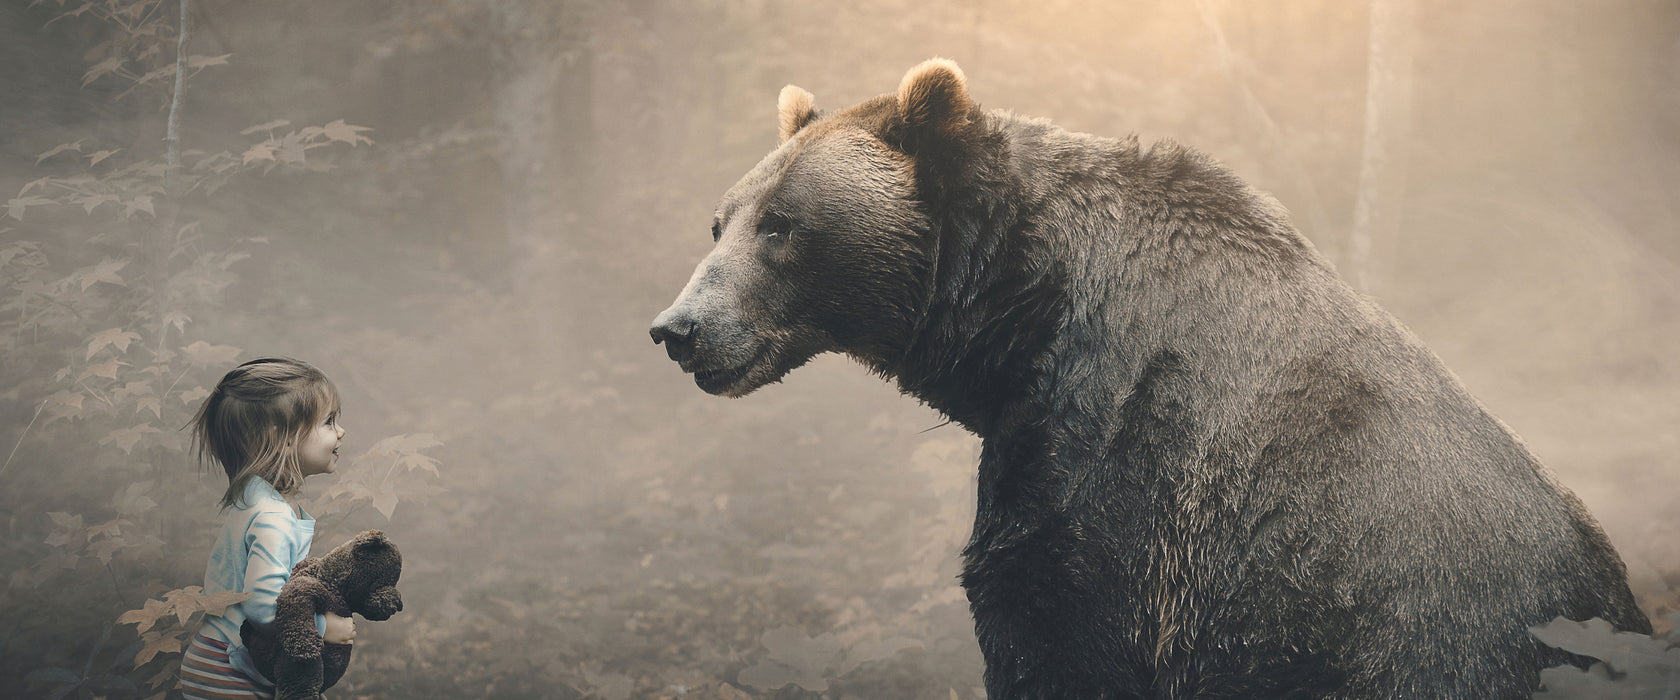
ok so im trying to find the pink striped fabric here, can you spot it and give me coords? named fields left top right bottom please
left=179, top=633, right=271, bottom=699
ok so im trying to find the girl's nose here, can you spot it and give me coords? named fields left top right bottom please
left=336, top=424, right=346, bottom=438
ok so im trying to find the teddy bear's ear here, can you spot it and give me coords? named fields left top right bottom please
left=778, top=85, right=818, bottom=144
left=354, top=529, right=393, bottom=553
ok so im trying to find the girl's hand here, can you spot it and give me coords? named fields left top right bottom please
left=323, top=611, right=356, bottom=645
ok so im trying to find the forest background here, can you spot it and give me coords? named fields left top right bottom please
left=2, top=1, right=1678, bottom=698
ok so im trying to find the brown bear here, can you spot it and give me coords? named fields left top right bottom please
left=650, top=59, right=1650, bottom=698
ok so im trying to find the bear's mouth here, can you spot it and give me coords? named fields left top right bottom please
left=687, top=345, right=770, bottom=396
left=693, top=363, right=752, bottom=394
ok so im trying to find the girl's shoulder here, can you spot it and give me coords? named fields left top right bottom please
left=231, top=476, right=289, bottom=508
left=226, top=477, right=296, bottom=524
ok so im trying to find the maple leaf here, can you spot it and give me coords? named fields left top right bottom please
left=86, top=518, right=128, bottom=540
left=133, top=630, right=182, bottom=666
left=364, top=432, right=443, bottom=457
left=186, top=53, right=232, bottom=70
left=179, top=386, right=209, bottom=404
left=100, top=424, right=160, bottom=454
left=181, top=341, right=241, bottom=367
left=44, top=403, right=82, bottom=426
left=322, top=119, right=374, bottom=146
left=36, top=140, right=85, bottom=164
left=48, top=511, right=83, bottom=531
left=164, top=586, right=205, bottom=625
left=372, top=492, right=399, bottom=519
left=240, top=119, right=291, bottom=136
left=117, top=597, right=171, bottom=634
left=86, top=149, right=121, bottom=166
left=81, top=56, right=126, bottom=86
left=199, top=590, right=253, bottom=617
left=123, top=195, right=155, bottom=218
left=78, top=259, right=128, bottom=290
left=85, top=537, right=130, bottom=564
left=0, top=241, right=36, bottom=268
left=112, top=381, right=155, bottom=400
left=19, top=175, right=53, bottom=196
left=398, top=453, right=441, bottom=476
left=74, top=193, right=119, bottom=214
left=86, top=327, right=141, bottom=359
left=6, top=196, right=57, bottom=221
left=135, top=397, right=161, bottom=418
left=114, top=482, right=158, bottom=516
left=80, top=358, right=127, bottom=380
left=241, top=142, right=277, bottom=164
left=46, top=390, right=86, bottom=410
left=136, top=65, right=173, bottom=85
left=276, top=131, right=309, bottom=163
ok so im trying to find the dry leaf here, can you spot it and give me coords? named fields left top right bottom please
left=78, top=259, right=129, bottom=290
left=36, top=140, right=85, bottom=163
left=322, top=119, right=374, bottom=146
left=86, top=327, right=141, bottom=359
left=87, top=149, right=121, bottom=166
left=181, top=341, right=241, bottom=368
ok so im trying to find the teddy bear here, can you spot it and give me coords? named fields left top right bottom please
left=241, top=529, right=403, bottom=700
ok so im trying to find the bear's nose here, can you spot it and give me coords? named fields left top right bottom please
left=650, top=308, right=698, bottom=363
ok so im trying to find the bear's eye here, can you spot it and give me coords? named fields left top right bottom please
left=758, top=214, right=795, bottom=240
left=711, top=220, right=722, bottom=243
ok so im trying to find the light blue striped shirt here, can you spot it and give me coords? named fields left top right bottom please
left=199, top=477, right=322, bottom=685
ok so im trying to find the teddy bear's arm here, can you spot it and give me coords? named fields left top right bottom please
left=275, top=574, right=332, bottom=659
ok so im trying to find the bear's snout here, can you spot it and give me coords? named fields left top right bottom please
left=361, top=587, right=403, bottom=621
left=649, top=306, right=698, bottom=364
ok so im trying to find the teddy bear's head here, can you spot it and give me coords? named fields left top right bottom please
left=317, top=529, right=404, bottom=621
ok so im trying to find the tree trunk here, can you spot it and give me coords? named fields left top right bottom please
left=488, top=0, right=597, bottom=350
left=151, top=0, right=191, bottom=347
left=1349, top=0, right=1416, bottom=293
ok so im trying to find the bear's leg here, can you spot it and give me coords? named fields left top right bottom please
left=273, top=654, right=324, bottom=700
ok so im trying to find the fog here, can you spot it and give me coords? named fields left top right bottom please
left=2, top=1, right=1676, bottom=697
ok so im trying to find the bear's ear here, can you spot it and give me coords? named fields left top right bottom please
left=353, top=529, right=392, bottom=553
left=778, top=85, right=818, bottom=144
left=896, top=58, right=971, bottom=143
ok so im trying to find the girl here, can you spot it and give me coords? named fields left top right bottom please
left=179, top=358, right=356, bottom=699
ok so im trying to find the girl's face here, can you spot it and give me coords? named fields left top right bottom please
left=298, top=410, right=345, bottom=477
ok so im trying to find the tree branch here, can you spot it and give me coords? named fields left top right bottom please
left=164, top=0, right=190, bottom=192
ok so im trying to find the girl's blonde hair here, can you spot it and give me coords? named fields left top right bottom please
left=191, top=358, right=340, bottom=510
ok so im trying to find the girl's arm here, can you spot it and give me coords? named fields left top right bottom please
left=238, top=508, right=300, bottom=625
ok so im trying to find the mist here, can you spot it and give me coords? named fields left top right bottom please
left=2, top=1, right=1676, bottom=697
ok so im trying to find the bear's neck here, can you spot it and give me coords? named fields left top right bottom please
left=890, top=112, right=1337, bottom=447
left=889, top=120, right=1069, bottom=436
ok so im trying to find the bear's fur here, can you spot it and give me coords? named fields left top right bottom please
left=650, top=59, right=1650, bottom=698
left=241, top=529, right=403, bottom=700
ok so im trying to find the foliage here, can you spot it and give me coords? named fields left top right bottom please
left=2, top=2, right=435, bottom=698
